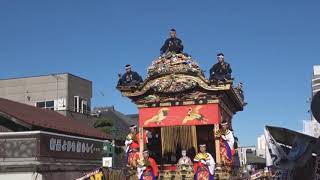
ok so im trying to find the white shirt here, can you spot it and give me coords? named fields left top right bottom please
left=221, top=130, right=234, bottom=150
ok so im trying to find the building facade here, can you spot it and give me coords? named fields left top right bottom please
left=238, top=146, right=256, bottom=167
left=303, top=119, right=320, bottom=137
left=238, top=146, right=266, bottom=173
left=312, top=65, right=320, bottom=121
left=256, top=134, right=266, bottom=158
left=303, top=65, right=320, bottom=137
left=0, top=97, right=112, bottom=180
left=0, top=73, right=92, bottom=121
left=312, top=65, right=320, bottom=96
left=92, top=106, right=137, bottom=141
left=0, top=131, right=107, bottom=180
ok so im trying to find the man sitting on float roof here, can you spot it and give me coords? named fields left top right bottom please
left=118, top=64, right=143, bottom=86
left=160, top=28, right=184, bottom=55
left=209, top=53, right=232, bottom=82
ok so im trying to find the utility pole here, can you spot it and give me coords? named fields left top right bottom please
left=51, top=74, right=63, bottom=110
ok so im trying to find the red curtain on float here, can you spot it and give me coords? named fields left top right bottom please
left=139, top=104, right=220, bottom=157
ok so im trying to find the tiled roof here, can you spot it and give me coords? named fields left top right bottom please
left=0, top=98, right=111, bottom=140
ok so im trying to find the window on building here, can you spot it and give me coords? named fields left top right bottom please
left=36, top=100, right=55, bottom=111
left=74, top=96, right=79, bottom=112
left=45, top=101, right=54, bottom=110
left=36, top=102, right=45, bottom=108
left=74, top=96, right=89, bottom=114
left=87, top=105, right=91, bottom=114
left=82, top=99, right=87, bottom=114
left=79, top=98, right=83, bottom=113
left=46, top=101, right=54, bottom=107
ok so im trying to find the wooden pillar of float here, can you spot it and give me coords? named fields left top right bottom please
left=214, top=124, right=221, bottom=164
left=139, top=127, right=144, bottom=158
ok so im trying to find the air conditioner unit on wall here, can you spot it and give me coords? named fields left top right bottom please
left=54, top=98, right=66, bottom=111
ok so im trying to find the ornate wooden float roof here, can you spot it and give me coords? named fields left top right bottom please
left=117, top=53, right=245, bottom=113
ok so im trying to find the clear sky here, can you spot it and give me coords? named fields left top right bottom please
left=1, top=0, right=319, bottom=146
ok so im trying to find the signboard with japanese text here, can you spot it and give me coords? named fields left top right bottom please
left=139, top=104, right=220, bottom=127
left=39, top=133, right=103, bottom=160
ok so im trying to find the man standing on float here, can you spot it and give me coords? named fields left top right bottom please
left=137, top=150, right=159, bottom=180
left=218, top=121, right=235, bottom=172
left=125, top=125, right=148, bottom=169
left=193, top=144, right=215, bottom=180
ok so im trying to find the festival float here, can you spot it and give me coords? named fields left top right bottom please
left=117, top=52, right=246, bottom=179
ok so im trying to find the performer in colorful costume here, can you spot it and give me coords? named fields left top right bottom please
left=125, top=125, right=148, bottom=169
left=137, top=150, right=159, bottom=180
left=193, top=144, right=215, bottom=180
left=216, top=122, right=235, bottom=172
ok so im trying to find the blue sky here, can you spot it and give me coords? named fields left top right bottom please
left=1, top=0, right=319, bottom=146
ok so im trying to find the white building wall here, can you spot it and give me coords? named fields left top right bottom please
left=312, top=65, right=320, bottom=120
left=256, top=134, right=266, bottom=158
left=0, top=74, right=68, bottom=110
left=303, top=120, right=320, bottom=138
left=0, top=73, right=92, bottom=117
left=238, top=146, right=256, bottom=167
